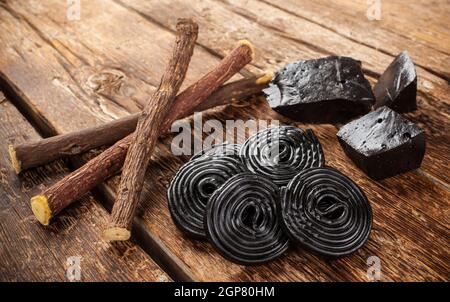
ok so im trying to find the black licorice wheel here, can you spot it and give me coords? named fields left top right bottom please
left=205, top=172, right=289, bottom=265
left=190, top=143, right=241, bottom=161
left=167, top=156, right=247, bottom=239
left=280, top=167, right=372, bottom=257
left=239, top=126, right=324, bottom=187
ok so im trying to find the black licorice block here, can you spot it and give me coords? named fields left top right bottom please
left=337, top=106, right=425, bottom=180
left=263, top=56, right=375, bottom=123
left=373, top=50, right=417, bottom=112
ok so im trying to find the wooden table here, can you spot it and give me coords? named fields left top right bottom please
left=0, top=0, right=448, bottom=281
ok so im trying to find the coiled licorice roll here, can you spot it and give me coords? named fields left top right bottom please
left=167, top=156, right=247, bottom=239
left=280, top=167, right=372, bottom=257
left=190, top=143, right=241, bottom=161
left=205, top=172, right=289, bottom=265
left=239, top=126, right=324, bottom=186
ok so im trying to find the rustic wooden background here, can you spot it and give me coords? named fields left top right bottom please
left=0, top=0, right=448, bottom=281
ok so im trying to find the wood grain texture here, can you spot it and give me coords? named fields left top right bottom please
left=0, top=97, right=170, bottom=282
left=0, top=0, right=448, bottom=281
left=314, top=0, right=450, bottom=57
left=264, top=0, right=450, bottom=80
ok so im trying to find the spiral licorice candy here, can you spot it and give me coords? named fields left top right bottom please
left=281, top=167, right=372, bottom=257
left=239, top=126, right=324, bottom=186
left=205, top=172, right=289, bottom=265
left=167, top=156, right=247, bottom=239
left=191, top=143, right=241, bottom=161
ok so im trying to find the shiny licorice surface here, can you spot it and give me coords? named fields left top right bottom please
left=205, top=172, right=289, bottom=265
left=281, top=167, right=372, bottom=257
left=190, top=143, right=241, bottom=161
left=167, top=156, right=247, bottom=239
left=239, top=126, right=325, bottom=186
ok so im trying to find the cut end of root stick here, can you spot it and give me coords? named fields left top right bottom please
left=255, top=72, right=274, bottom=85
left=238, top=39, right=256, bottom=61
left=103, top=227, right=131, bottom=242
left=8, top=145, right=21, bottom=174
left=176, top=18, right=199, bottom=34
left=31, top=195, right=52, bottom=226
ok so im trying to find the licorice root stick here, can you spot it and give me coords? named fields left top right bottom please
left=30, top=41, right=255, bottom=227
left=103, top=18, right=198, bottom=241
left=9, top=74, right=270, bottom=174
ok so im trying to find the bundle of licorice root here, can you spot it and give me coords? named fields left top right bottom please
left=11, top=19, right=266, bottom=238
left=167, top=126, right=373, bottom=265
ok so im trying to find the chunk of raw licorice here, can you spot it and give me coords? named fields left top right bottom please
left=205, top=172, right=289, bottom=265
left=167, top=156, right=247, bottom=239
left=190, top=143, right=241, bottom=161
left=239, top=126, right=324, bottom=186
left=337, top=106, right=425, bottom=180
left=281, top=167, right=372, bottom=257
left=264, top=56, right=374, bottom=123
left=373, top=50, right=417, bottom=113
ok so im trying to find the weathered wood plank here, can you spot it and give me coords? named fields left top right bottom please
left=0, top=0, right=231, bottom=128
left=317, top=0, right=450, bottom=54
left=0, top=0, right=448, bottom=281
left=0, top=97, right=170, bottom=281
left=263, top=0, right=450, bottom=79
